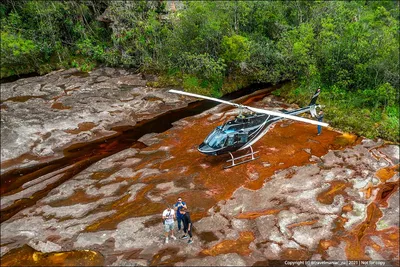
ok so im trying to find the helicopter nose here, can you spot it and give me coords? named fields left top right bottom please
left=198, top=142, right=216, bottom=155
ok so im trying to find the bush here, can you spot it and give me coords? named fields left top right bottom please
left=178, top=52, right=226, bottom=84
left=0, top=31, right=40, bottom=77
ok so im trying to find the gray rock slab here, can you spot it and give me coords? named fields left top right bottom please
left=39, top=197, right=118, bottom=219
left=27, top=240, right=62, bottom=253
left=195, top=214, right=230, bottom=233
left=377, top=145, right=399, bottom=165
left=86, top=181, right=128, bottom=197
left=1, top=67, right=191, bottom=172
left=326, top=241, right=347, bottom=260
left=127, top=183, right=147, bottom=202
left=39, top=176, right=95, bottom=204
left=114, top=216, right=161, bottom=251
left=1, top=173, right=64, bottom=210
left=110, top=258, right=148, bottom=266
left=138, top=133, right=162, bottom=146
left=74, top=230, right=115, bottom=248
left=377, top=190, right=400, bottom=230
left=175, top=253, right=247, bottom=266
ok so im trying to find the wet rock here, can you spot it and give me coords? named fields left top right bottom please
left=1, top=81, right=398, bottom=266
left=207, top=113, right=224, bottom=122
left=365, top=246, right=385, bottom=260
left=74, top=231, right=114, bottom=248
left=326, top=241, right=347, bottom=260
left=86, top=148, right=138, bottom=172
left=377, top=145, right=399, bottom=165
left=262, top=243, right=282, bottom=259
left=138, top=133, right=161, bottom=146
left=1, top=173, right=64, bottom=210
left=195, top=214, right=230, bottom=232
left=27, top=240, right=62, bottom=253
left=0, top=247, right=10, bottom=258
left=155, top=181, right=186, bottom=195
left=40, top=198, right=118, bottom=219
left=370, top=236, right=385, bottom=247
left=321, top=151, right=343, bottom=167
left=291, top=221, right=334, bottom=249
left=176, top=253, right=247, bottom=266
left=127, top=183, right=146, bottom=202
left=376, top=190, right=399, bottom=230
left=136, top=168, right=162, bottom=180
left=110, top=258, right=148, bottom=266
left=262, top=161, right=271, bottom=167
left=99, top=168, right=136, bottom=184
left=122, top=158, right=142, bottom=168
left=114, top=216, right=160, bottom=251
left=40, top=177, right=94, bottom=204
left=86, top=181, right=128, bottom=197
left=1, top=68, right=191, bottom=172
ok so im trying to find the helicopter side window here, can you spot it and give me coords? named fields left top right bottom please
left=238, top=133, right=248, bottom=143
left=226, top=134, right=247, bottom=146
left=226, top=135, right=235, bottom=146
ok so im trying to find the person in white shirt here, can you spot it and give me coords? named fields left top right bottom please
left=162, top=206, right=176, bottom=243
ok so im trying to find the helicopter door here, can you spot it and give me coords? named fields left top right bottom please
left=237, top=133, right=248, bottom=143
left=226, top=133, right=248, bottom=146
left=226, top=135, right=235, bottom=146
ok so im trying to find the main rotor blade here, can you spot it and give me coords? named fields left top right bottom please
left=246, top=106, right=329, bottom=127
left=169, top=89, right=241, bottom=108
left=169, top=89, right=328, bottom=127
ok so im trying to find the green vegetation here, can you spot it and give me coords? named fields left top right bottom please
left=1, top=1, right=398, bottom=142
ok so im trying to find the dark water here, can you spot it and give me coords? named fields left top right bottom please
left=0, top=72, right=41, bottom=84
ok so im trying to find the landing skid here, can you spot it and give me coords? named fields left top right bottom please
left=224, top=146, right=259, bottom=169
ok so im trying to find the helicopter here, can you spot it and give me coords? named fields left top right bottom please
left=169, top=88, right=328, bottom=168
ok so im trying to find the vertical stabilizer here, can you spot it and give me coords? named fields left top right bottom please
left=309, top=88, right=321, bottom=117
left=309, top=88, right=321, bottom=106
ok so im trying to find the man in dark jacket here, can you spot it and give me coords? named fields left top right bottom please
left=179, top=207, right=193, bottom=244
left=173, top=197, right=187, bottom=233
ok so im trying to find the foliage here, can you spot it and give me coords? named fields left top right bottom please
left=178, top=52, right=225, bottom=84
left=1, top=31, right=39, bottom=77
left=278, top=82, right=399, bottom=143
left=1, top=1, right=398, bottom=141
left=221, top=34, right=250, bottom=69
left=0, top=0, right=109, bottom=78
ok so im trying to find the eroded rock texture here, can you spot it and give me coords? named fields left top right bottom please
left=1, top=74, right=398, bottom=266
left=0, top=67, right=188, bottom=174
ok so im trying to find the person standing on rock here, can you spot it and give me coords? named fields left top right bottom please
left=179, top=207, right=193, bottom=244
left=173, top=196, right=187, bottom=233
left=162, top=206, right=177, bottom=244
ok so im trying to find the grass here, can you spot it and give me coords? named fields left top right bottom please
left=276, top=83, right=399, bottom=143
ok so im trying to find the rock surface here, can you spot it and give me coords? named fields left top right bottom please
left=0, top=70, right=398, bottom=266
left=0, top=67, right=189, bottom=174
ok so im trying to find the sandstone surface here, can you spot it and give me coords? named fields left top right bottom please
left=1, top=72, right=398, bottom=266
left=1, top=67, right=189, bottom=173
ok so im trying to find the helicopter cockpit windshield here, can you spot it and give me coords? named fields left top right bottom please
left=204, top=127, right=227, bottom=149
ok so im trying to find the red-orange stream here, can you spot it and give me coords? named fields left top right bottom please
left=84, top=101, right=343, bottom=231
left=0, top=245, right=104, bottom=266
left=200, top=231, right=255, bottom=257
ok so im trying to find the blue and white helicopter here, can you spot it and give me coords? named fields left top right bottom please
left=169, top=89, right=328, bottom=168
